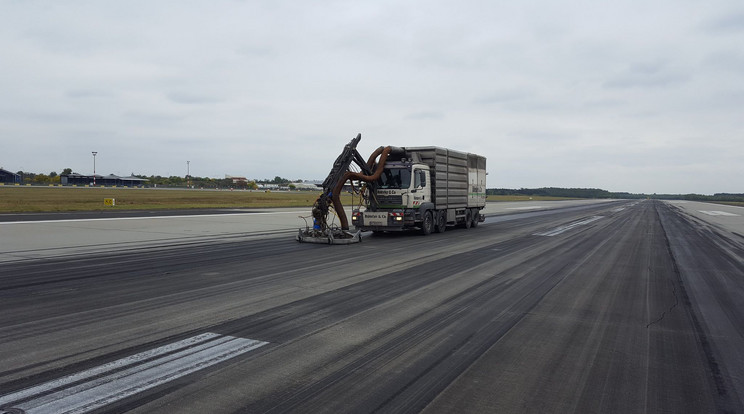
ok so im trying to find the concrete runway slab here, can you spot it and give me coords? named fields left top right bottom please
left=1, top=199, right=742, bottom=413
left=0, top=200, right=615, bottom=262
left=664, top=200, right=744, bottom=235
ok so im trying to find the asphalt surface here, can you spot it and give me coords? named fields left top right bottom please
left=0, top=200, right=742, bottom=413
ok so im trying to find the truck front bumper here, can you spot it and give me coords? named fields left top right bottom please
left=352, top=209, right=413, bottom=231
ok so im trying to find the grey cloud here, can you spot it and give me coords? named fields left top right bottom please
left=235, top=45, right=274, bottom=58
left=603, top=62, right=690, bottom=89
left=702, top=11, right=744, bottom=33
left=702, top=89, right=744, bottom=109
left=2, top=1, right=742, bottom=193
left=166, top=92, right=223, bottom=105
left=66, top=89, right=113, bottom=99
left=2, top=109, right=80, bottom=124
left=578, top=142, right=736, bottom=169
left=123, top=111, right=186, bottom=123
left=603, top=74, right=689, bottom=89
left=507, top=130, right=575, bottom=144
left=406, top=111, right=445, bottom=120
left=628, top=62, right=665, bottom=75
left=702, top=50, right=744, bottom=72
left=472, top=89, right=560, bottom=112
left=581, top=98, right=625, bottom=109
left=474, top=89, right=534, bottom=105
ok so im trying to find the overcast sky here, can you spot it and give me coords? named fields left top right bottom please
left=1, top=1, right=742, bottom=194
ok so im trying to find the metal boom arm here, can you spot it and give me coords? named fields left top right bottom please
left=312, top=134, right=390, bottom=232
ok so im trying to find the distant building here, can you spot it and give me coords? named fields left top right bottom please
left=293, top=181, right=323, bottom=190
left=60, top=173, right=149, bottom=187
left=0, top=168, right=22, bottom=184
left=225, top=175, right=249, bottom=184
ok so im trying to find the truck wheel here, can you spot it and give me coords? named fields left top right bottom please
left=435, top=210, right=447, bottom=233
left=421, top=211, right=434, bottom=235
left=464, top=210, right=472, bottom=229
left=471, top=209, right=479, bottom=228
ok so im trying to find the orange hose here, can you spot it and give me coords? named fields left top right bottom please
left=333, top=146, right=392, bottom=230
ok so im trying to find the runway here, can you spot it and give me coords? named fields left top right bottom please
left=1, top=200, right=742, bottom=413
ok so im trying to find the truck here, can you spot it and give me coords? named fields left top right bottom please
left=352, top=146, right=487, bottom=234
left=297, top=134, right=486, bottom=244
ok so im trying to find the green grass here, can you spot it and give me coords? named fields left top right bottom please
left=0, top=186, right=581, bottom=213
left=0, top=186, right=359, bottom=213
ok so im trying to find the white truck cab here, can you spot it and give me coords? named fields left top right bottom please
left=353, top=147, right=486, bottom=235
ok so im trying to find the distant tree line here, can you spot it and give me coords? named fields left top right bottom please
left=139, top=175, right=306, bottom=189
left=136, top=175, right=259, bottom=189
left=650, top=193, right=744, bottom=202
left=487, top=187, right=645, bottom=199
left=9, top=169, right=743, bottom=203
left=486, top=187, right=744, bottom=203
left=133, top=174, right=302, bottom=190
left=11, top=169, right=310, bottom=189
left=14, top=170, right=67, bottom=185
left=256, top=176, right=303, bottom=185
left=135, top=175, right=307, bottom=189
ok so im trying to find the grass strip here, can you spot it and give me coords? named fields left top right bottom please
left=0, top=187, right=361, bottom=213
left=1, top=187, right=579, bottom=213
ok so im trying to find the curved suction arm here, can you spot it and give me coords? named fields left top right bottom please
left=331, top=146, right=391, bottom=230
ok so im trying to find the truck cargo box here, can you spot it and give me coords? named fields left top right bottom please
left=403, top=147, right=486, bottom=210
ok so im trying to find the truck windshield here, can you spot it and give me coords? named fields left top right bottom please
left=378, top=168, right=411, bottom=189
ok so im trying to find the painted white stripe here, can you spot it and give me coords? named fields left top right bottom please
left=611, top=207, right=625, bottom=212
left=16, top=335, right=251, bottom=411
left=0, top=211, right=300, bottom=225
left=0, top=332, right=219, bottom=406
left=0, top=333, right=268, bottom=414
left=534, top=216, right=603, bottom=237
left=698, top=210, right=739, bottom=217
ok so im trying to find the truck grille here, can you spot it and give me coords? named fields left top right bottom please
left=377, top=195, right=403, bottom=206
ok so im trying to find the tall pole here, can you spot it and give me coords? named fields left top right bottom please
left=186, top=160, right=190, bottom=188
left=92, top=151, right=97, bottom=186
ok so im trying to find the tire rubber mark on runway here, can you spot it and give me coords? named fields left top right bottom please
left=505, top=206, right=543, bottom=210
left=698, top=210, right=739, bottom=216
left=533, top=216, right=603, bottom=237
left=0, top=333, right=268, bottom=414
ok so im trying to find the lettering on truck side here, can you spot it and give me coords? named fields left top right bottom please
left=364, top=212, right=389, bottom=226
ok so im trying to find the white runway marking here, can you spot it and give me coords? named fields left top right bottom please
left=698, top=210, right=739, bottom=217
left=534, top=216, right=603, bottom=237
left=0, top=333, right=268, bottom=414
left=505, top=206, right=543, bottom=210
left=0, top=211, right=299, bottom=225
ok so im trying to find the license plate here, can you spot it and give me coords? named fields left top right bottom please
left=364, top=212, right=388, bottom=226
